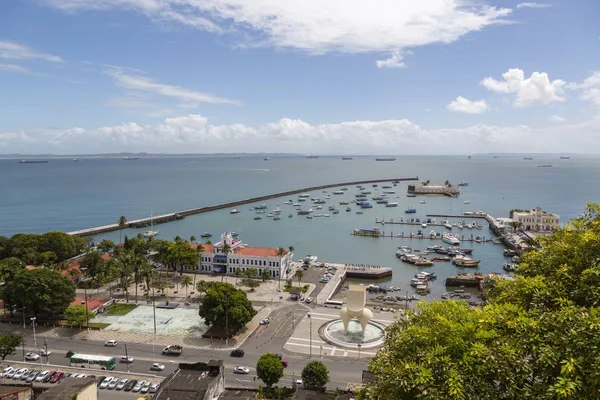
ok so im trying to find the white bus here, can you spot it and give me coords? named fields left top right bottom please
left=324, top=300, right=343, bottom=309
left=70, top=354, right=116, bottom=370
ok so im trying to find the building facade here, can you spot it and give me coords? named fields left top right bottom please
left=512, top=207, right=560, bottom=232
left=189, top=233, right=292, bottom=279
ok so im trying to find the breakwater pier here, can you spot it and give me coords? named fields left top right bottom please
left=68, top=177, right=418, bottom=236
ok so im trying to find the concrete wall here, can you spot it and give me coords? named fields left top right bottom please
left=75, top=383, right=97, bottom=400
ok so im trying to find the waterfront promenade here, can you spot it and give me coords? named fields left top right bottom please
left=68, top=177, right=418, bottom=236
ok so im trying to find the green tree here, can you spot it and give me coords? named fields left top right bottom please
left=295, top=269, right=304, bottom=286
left=234, top=268, right=243, bottom=286
left=198, top=282, right=256, bottom=328
left=64, top=304, right=91, bottom=329
left=190, top=235, right=196, bottom=243
left=97, top=239, right=116, bottom=253
left=262, top=269, right=271, bottom=282
left=39, top=251, right=57, bottom=267
left=2, top=268, right=75, bottom=318
left=118, top=216, right=127, bottom=244
left=301, top=361, right=329, bottom=387
left=256, top=353, right=284, bottom=387
left=245, top=268, right=258, bottom=278
left=111, top=251, right=135, bottom=303
left=79, top=250, right=106, bottom=287
left=0, top=332, right=22, bottom=360
left=181, top=276, right=193, bottom=298
left=37, top=231, right=79, bottom=261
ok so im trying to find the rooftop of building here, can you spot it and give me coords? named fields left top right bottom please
left=70, top=297, right=112, bottom=312
left=36, top=377, right=96, bottom=399
left=0, top=386, right=32, bottom=396
left=154, top=361, right=223, bottom=400
left=190, top=243, right=288, bottom=258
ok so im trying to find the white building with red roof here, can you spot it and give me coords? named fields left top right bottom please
left=189, top=232, right=292, bottom=279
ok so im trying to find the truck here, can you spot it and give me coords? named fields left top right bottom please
left=161, top=345, right=183, bottom=356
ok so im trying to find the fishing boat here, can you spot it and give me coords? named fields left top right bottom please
left=339, top=201, right=350, bottom=205
left=123, top=156, right=139, bottom=160
left=254, top=216, right=262, bottom=220
left=385, top=202, right=398, bottom=207
left=230, top=209, right=240, bottom=214
left=404, top=207, right=417, bottom=214
left=288, top=214, right=293, bottom=218
left=200, top=232, right=212, bottom=238
left=452, top=255, right=480, bottom=267
left=458, top=182, right=468, bottom=186
left=264, top=157, right=271, bottom=161
left=346, top=207, right=352, bottom=212
left=406, top=193, right=417, bottom=197
left=419, top=200, right=426, bottom=204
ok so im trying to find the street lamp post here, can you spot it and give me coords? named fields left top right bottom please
left=320, top=345, right=323, bottom=359
left=30, top=317, right=37, bottom=349
left=358, top=343, right=361, bottom=360
left=308, top=314, right=312, bottom=358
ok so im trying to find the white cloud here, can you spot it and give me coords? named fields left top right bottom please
left=4, top=114, right=600, bottom=155
left=376, top=51, right=407, bottom=69
left=0, top=63, right=33, bottom=74
left=0, top=40, right=63, bottom=62
left=105, top=68, right=239, bottom=107
left=447, top=96, right=489, bottom=114
left=550, top=115, right=566, bottom=123
left=567, top=71, right=600, bottom=107
left=481, top=68, right=566, bottom=107
left=40, top=1, right=511, bottom=55
left=516, top=3, right=551, bottom=9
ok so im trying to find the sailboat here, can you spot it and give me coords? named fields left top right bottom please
left=143, top=211, right=159, bottom=237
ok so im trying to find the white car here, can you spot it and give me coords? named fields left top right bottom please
left=107, top=378, right=120, bottom=389
left=24, top=352, right=40, bottom=361
left=150, top=363, right=165, bottom=371
left=14, top=368, right=28, bottom=379
left=259, top=318, right=270, bottom=325
left=149, top=383, right=160, bottom=393
left=35, top=370, right=51, bottom=382
left=133, top=380, right=146, bottom=392
left=234, top=366, right=250, bottom=374
left=296, top=379, right=303, bottom=386
left=6, top=368, right=20, bottom=378
left=116, top=378, right=129, bottom=390
left=99, top=377, right=113, bottom=389
left=305, top=297, right=313, bottom=303
left=104, top=340, right=118, bottom=347
left=0, top=367, right=14, bottom=378
left=120, top=356, right=134, bottom=363
left=140, top=382, right=152, bottom=393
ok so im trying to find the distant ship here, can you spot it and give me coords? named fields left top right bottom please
left=306, top=155, right=320, bottom=159
left=19, top=159, right=48, bottom=164
left=73, top=158, right=79, bottom=162
left=123, top=157, right=139, bottom=160
left=264, top=157, right=271, bottom=161
left=560, top=156, right=570, bottom=159
left=342, top=157, right=353, bottom=160
left=523, top=157, right=534, bottom=160
left=537, top=164, right=553, bottom=168
left=375, top=157, right=396, bottom=161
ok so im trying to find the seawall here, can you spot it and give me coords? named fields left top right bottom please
left=68, top=177, right=419, bottom=237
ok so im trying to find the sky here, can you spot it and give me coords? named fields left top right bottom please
left=0, top=0, right=599, bottom=155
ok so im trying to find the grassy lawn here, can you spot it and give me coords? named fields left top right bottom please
left=105, top=303, right=137, bottom=315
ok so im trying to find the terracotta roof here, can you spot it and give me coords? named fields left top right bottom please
left=25, top=265, right=41, bottom=270
left=66, top=252, right=111, bottom=280
left=70, top=297, right=111, bottom=312
left=235, top=247, right=287, bottom=257
left=191, top=243, right=215, bottom=253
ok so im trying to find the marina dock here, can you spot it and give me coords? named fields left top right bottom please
left=351, top=231, right=494, bottom=242
left=445, top=273, right=485, bottom=289
left=68, top=177, right=419, bottom=236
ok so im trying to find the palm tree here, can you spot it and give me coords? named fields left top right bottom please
left=118, top=216, right=127, bottom=244
left=288, top=245, right=295, bottom=255
left=190, top=235, right=196, bottom=243
left=295, top=269, right=304, bottom=286
left=234, top=268, right=243, bottom=286
left=181, top=276, right=193, bottom=298
left=276, top=247, right=286, bottom=257
left=194, top=244, right=204, bottom=288
left=220, top=244, right=232, bottom=282
left=139, top=263, right=154, bottom=297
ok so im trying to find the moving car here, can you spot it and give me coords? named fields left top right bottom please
left=234, top=366, right=250, bottom=374
left=104, top=340, right=118, bottom=347
left=259, top=318, right=270, bottom=325
left=24, top=352, right=40, bottom=361
left=305, top=297, right=313, bottom=303
left=120, top=355, right=134, bottom=363
left=230, top=349, right=244, bottom=357
left=281, top=360, right=288, bottom=367
left=99, top=377, right=113, bottom=389
left=296, top=379, right=303, bottom=386
left=150, top=363, right=165, bottom=371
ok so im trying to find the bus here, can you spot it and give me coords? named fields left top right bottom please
left=324, top=300, right=343, bottom=309
left=70, top=354, right=116, bottom=370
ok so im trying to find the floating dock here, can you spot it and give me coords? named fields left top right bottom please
left=68, top=177, right=419, bottom=236
left=445, top=273, right=485, bottom=289
left=345, top=265, right=393, bottom=279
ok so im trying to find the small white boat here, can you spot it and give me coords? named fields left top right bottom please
left=143, top=211, right=159, bottom=237
left=421, top=222, right=427, bottom=228
left=420, top=200, right=427, bottom=204
left=303, top=255, right=318, bottom=263
left=385, top=202, right=398, bottom=207
left=230, top=209, right=240, bottom=214
left=464, top=200, right=471, bottom=204
left=442, top=233, right=461, bottom=245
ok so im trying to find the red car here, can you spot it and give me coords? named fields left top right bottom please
left=281, top=360, right=288, bottom=368
left=50, top=372, right=64, bottom=383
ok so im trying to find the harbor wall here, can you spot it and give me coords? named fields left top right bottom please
left=68, top=177, right=418, bottom=237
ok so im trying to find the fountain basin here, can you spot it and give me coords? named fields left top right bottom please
left=320, top=319, right=386, bottom=350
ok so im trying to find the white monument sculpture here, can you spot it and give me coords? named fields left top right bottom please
left=340, top=284, right=373, bottom=336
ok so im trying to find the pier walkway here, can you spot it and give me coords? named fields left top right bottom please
left=68, top=177, right=418, bottom=236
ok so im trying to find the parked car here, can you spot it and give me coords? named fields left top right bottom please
left=76, top=374, right=87, bottom=378
left=140, top=382, right=152, bottom=393
left=120, top=356, right=134, bottom=363
left=43, top=371, right=57, bottom=383
left=150, top=363, right=165, bottom=371
left=295, top=379, right=303, bottom=386
left=6, top=368, right=20, bottom=379
left=24, top=352, right=40, bottom=361
left=234, top=366, right=250, bottom=374
left=108, top=378, right=120, bottom=389
left=124, top=379, right=137, bottom=391
left=95, top=375, right=106, bottom=386
left=99, top=377, right=113, bottom=389
left=230, top=349, right=244, bottom=357
left=104, top=340, right=118, bottom=347
left=133, top=380, right=146, bottom=392
left=116, top=378, right=129, bottom=390
left=25, top=371, right=39, bottom=382
left=149, top=383, right=160, bottom=393
left=281, top=360, right=288, bottom=367
left=50, top=372, right=64, bottom=383
left=12, top=368, right=27, bottom=379
left=35, top=370, right=51, bottom=382
left=305, top=297, right=313, bottom=303
left=0, top=367, right=14, bottom=378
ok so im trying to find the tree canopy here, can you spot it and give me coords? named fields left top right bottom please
left=301, top=361, right=329, bottom=387
left=64, top=304, right=91, bottom=329
left=360, top=204, right=600, bottom=400
left=198, top=282, right=256, bottom=328
left=256, top=353, right=284, bottom=387
left=0, top=231, right=84, bottom=265
left=0, top=332, right=22, bottom=360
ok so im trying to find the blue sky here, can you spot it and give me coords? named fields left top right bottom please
left=1, top=0, right=599, bottom=154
